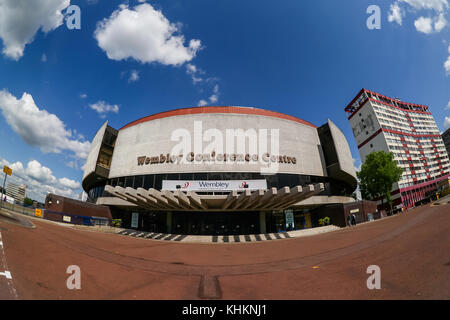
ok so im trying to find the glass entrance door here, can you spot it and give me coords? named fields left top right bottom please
left=172, top=212, right=260, bottom=235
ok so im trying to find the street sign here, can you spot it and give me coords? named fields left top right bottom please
left=35, top=209, right=43, bottom=218
left=1, top=166, right=11, bottom=207
left=285, top=210, right=294, bottom=230
left=131, top=212, right=139, bottom=229
left=3, top=166, right=12, bottom=176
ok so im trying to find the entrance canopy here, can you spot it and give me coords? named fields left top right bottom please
left=104, top=183, right=324, bottom=211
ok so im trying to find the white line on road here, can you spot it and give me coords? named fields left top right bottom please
left=0, top=231, right=18, bottom=298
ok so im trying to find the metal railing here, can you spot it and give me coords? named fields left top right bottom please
left=0, top=201, right=36, bottom=217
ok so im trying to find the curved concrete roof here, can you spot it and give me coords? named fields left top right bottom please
left=120, top=106, right=317, bottom=130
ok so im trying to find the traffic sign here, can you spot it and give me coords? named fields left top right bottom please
left=3, top=166, right=12, bottom=176
left=35, top=209, right=43, bottom=218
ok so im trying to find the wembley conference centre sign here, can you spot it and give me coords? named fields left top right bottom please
left=137, top=152, right=297, bottom=166
left=162, top=180, right=267, bottom=191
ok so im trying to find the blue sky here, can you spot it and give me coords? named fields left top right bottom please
left=0, top=0, right=449, bottom=201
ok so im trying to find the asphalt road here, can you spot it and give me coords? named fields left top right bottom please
left=0, top=204, right=449, bottom=300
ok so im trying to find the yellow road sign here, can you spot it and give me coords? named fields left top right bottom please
left=35, top=209, right=43, bottom=218
left=3, top=166, right=12, bottom=176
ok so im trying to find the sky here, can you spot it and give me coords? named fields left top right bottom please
left=0, top=0, right=449, bottom=202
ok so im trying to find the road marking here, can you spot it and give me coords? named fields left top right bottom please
left=0, top=231, right=18, bottom=298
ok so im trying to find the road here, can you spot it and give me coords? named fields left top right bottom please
left=0, top=204, right=449, bottom=299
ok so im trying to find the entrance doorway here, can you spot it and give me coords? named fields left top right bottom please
left=172, top=212, right=260, bottom=235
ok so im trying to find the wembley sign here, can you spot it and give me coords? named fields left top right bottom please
left=162, top=180, right=268, bottom=191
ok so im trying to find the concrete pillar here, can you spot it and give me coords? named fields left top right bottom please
left=259, top=211, right=266, bottom=234
left=166, top=211, right=172, bottom=234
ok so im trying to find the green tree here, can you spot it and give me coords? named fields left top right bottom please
left=357, top=151, right=403, bottom=213
left=24, top=197, right=34, bottom=206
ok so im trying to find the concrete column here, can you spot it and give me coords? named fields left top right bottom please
left=259, top=211, right=266, bottom=234
left=166, top=211, right=172, bottom=234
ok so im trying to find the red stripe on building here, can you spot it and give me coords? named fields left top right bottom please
left=345, top=88, right=431, bottom=118
left=382, top=128, right=440, bottom=139
left=368, top=98, right=431, bottom=115
left=357, top=129, right=383, bottom=149
left=348, top=98, right=369, bottom=120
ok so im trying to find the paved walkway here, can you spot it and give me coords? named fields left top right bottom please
left=1, top=204, right=449, bottom=299
left=115, top=225, right=340, bottom=243
left=433, top=193, right=450, bottom=205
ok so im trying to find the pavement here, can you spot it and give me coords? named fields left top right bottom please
left=113, top=225, right=340, bottom=243
left=433, top=193, right=450, bottom=205
left=0, top=208, right=35, bottom=229
left=0, top=203, right=449, bottom=300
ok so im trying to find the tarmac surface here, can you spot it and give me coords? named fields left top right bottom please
left=0, top=204, right=449, bottom=300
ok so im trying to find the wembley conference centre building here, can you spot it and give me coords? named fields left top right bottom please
left=82, top=106, right=358, bottom=235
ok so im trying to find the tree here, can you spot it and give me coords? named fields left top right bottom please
left=24, top=197, right=34, bottom=206
left=357, top=151, right=403, bottom=213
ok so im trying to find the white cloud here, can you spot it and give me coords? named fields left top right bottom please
left=0, top=157, right=81, bottom=202
left=0, top=89, right=91, bottom=159
left=389, top=0, right=449, bottom=33
left=445, top=46, right=450, bottom=75
left=435, top=13, right=448, bottom=31
left=209, top=95, right=218, bottom=103
left=9, top=161, right=27, bottom=179
left=388, top=2, right=404, bottom=25
left=26, top=160, right=57, bottom=184
left=94, top=3, right=202, bottom=66
left=208, top=84, right=220, bottom=103
left=400, top=0, right=448, bottom=12
left=41, top=53, right=47, bottom=62
left=414, top=16, right=434, bottom=33
left=414, top=14, right=448, bottom=33
left=196, top=83, right=220, bottom=106
left=353, top=158, right=362, bottom=172
left=59, top=177, right=81, bottom=189
left=186, top=63, right=204, bottom=84
left=444, top=116, right=450, bottom=129
left=80, top=93, right=87, bottom=99
left=186, top=63, right=197, bottom=74
left=0, top=0, right=70, bottom=60
left=128, top=70, right=140, bottom=82
left=89, top=101, right=119, bottom=118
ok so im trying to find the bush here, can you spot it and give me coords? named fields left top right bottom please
left=318, top=217, right=330, bottom=226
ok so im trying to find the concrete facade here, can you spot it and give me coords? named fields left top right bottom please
left=5, top=182, right=26, bottom=204
left=345, top=89, right=450, bottom=210
left=82, top=106, right=357, bottom=235
left=443, top=127, right=450, bottom=160
left=108, top=113, right=327, bottom=178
